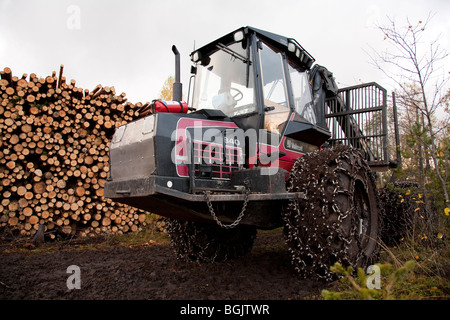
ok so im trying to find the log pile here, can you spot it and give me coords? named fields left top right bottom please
left=0, top=66, right=151, bottom=239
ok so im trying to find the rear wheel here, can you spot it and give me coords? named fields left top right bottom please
left=282, top=146, right=380, bottom=281
left=166, top=219, right=257, bottom=263
left=379, top=181, right=420, bottom=246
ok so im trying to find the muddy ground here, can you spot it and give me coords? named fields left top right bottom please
left=0, top=229, right=326, bottom=300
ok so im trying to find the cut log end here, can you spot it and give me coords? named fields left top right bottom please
left=0, top=66, right=149, bottom=238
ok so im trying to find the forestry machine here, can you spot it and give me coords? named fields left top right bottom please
left=104, top=27, right=400, bottom=280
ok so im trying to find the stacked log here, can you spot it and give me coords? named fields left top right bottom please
left=0, top=66, right=150, bottom=239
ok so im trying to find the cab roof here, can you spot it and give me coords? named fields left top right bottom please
left=190, top=26, right=315, bottom=70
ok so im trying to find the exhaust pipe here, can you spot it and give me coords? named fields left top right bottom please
left=172, top=45, right=182, bottom=101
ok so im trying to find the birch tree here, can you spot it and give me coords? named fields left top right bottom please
left=369, top=14, right=449, bottom=208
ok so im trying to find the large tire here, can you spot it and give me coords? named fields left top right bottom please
left=282, top=146, right=381, bottom=281
left=166, top=219, right=257, bottom=263
left=379, top=181, right=420, bottom=246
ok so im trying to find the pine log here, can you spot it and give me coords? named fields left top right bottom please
left=0, top=66, right=150, bottom=238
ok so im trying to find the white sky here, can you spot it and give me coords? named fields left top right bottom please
left=1, top=0, right=449, bottom=104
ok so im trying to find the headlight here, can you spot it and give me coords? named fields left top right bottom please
left=191, top=51, right=202, bottom=63
left=233, top=30, right=244, bottom=42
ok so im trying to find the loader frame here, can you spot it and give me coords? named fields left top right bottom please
left=325, top=82, right=391, bottom=170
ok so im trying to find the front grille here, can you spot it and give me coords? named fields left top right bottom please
left=192, top=140, right=243, bottom=179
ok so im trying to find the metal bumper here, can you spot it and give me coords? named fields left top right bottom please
left=104, top=175, right=304, bottom=202
left=104, top=175, right=303, bottom=229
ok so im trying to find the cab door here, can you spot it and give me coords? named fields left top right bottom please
left=258, top=41, right=291, bottom=136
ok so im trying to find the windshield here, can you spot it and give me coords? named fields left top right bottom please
left=192, top=42, right=256, bottom=117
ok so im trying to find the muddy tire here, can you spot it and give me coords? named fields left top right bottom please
left=282, top=146, right=380, bottom=281
left=379, top=181, right=420, bottom=246
left=166, top=219, right=257, bottom=263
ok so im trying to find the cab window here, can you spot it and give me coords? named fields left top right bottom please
left=259, top=42, right=290, bottom=134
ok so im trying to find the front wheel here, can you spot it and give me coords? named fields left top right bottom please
left=282, top=146, right=380, bottom=281
left=166, top=219, right=257, bottom=263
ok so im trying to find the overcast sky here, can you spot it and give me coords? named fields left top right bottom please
left=1, top=0, right=449, bottom=104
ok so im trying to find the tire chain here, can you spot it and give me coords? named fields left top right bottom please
left=379, top=181, right=422, bottom=246
left=282, top=145, right=381, bottom=281
left=166, top=218, right=257, bottom=263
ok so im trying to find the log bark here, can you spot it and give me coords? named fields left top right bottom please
left=0, top=66, right=149, bottom=238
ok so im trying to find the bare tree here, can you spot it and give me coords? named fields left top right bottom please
left=369, top=14, right=450, bottom=208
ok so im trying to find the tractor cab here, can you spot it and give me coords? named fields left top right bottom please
left=189, top=26, right=330, bottom=148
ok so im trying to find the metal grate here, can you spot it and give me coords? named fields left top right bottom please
left=192, top=140, right=243, bottom=179
left=325, top=82, right=388, bottom=168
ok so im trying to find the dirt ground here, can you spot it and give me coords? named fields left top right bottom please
left=0, top=229, right=326, bottom=300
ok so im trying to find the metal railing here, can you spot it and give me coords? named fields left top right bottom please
left=325, top=82, right=389, bottom=168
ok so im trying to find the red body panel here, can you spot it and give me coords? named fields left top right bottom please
left=174, top=117, right=305, bottom=179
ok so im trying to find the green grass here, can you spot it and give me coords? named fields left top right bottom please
left=322, top=238, right=450, bottom=300
left=80, top=214, right=171, bottom=250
